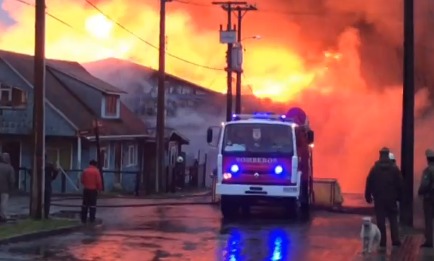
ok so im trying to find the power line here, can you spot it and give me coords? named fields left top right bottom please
left=172, top=0, right=325, bottom=15
left=173, top=0, right=209, bottom=6
left=14, top=0, right=76, bottom=29
left=83, top=0, right=224, bottom=71
left=14, top=0, right=224, bottom=71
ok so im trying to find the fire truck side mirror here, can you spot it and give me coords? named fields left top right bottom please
left=207, top=128, right=213, bottom=144
left=307, top=130, right=314, bottom=144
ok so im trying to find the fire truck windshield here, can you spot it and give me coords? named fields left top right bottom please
left=222, top=123, right=294, bottom=154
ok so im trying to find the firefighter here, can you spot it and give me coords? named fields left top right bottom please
left=80, top=160, right=102, bottom=224
left=365, top=147, right=403, bottom=247
left=172, top=156, right=184, bottom=191
left=389, top=152, right=396, bottom=164
left=418, top=149, right=434, bottom=248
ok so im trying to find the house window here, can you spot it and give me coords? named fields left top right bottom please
left=100, top=147, right=109, bottom=169
left=127, top=145, right=137, bottom=166
left=181, top=87, right=192, bottom=94
left=102, top=95, right=120, bottom=118
left=0, top=84, right=27, bottom=108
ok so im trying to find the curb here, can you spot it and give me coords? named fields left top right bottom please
left=52, top=201, right=216, bottom=208
left=0, top=224, right=83, bottom=245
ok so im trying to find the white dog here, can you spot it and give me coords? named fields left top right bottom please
left=360, top=216, right=381, bottom=254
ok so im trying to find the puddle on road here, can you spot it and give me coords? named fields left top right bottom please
left=6, top=245, right=80, bottom=260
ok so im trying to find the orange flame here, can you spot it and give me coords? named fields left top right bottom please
left=1, top=0, right=432, bottom=194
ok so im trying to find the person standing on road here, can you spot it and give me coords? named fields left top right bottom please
left=365, top=147, right=403, bottom=247
left=418, top=149, right=434, bottom=248
left=80, top=160, right=102, bottom=224
left=0, top=153, right=15, bottom=223
left=44, top=155, right=59, bottom=219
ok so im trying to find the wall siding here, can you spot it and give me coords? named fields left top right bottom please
left=0, top=59, right=76, bottom=136
left=121, top=141, right=140, bottom=193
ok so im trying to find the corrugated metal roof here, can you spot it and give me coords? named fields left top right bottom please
left=0, top=50, right=147, bottom=136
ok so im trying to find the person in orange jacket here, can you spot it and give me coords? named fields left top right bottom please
left=80, top=160, right=102, bottom=224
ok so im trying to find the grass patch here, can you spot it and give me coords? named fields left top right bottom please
left=0, top=219, right=80, bottom=239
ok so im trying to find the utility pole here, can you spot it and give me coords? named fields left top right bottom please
left=93, top=119, right=104, bottom=191
left=156, top=0, right=172, bottom=193
left=213, top=1, right=247, bottom=121
left=30, top=0, right=46, bottom=220
left=234, top=4, right=257, bottom=114
left=400, top=0, right=414, bottom=227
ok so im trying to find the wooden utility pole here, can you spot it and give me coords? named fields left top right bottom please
left=156, top=0, right=172, bottom=193
left=400, top=0, right=414, bottom=227
left=234, top=4, right=256, bottom=114
left=93, top=119, right=104, bottom=191
left=30, top=0, right=46, bottom=220
left=213, top=1, right=247, bottom=121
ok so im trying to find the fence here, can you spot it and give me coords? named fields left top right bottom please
left=184, top=153, right=208, bottom=189
left=18, top=167, right=139, bottom=195
left=17, top=153, right=209, bottom=195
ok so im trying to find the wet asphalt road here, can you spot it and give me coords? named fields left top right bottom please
left=0, top=203, right=431, bottom=261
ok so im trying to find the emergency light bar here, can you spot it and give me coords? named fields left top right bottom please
left=232, top=112, right=291, bottom=122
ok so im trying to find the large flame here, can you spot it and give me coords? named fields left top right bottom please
left=0, top=0, right=433, bottom=193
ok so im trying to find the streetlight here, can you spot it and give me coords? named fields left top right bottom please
left=241, top=35, right=261, bottom=42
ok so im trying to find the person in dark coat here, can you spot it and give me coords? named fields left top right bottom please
left=418, top=149, right=434, bottom=248
left=44, top=156, right=59, bottom=219
left=365, top=147, right=403, bottom=247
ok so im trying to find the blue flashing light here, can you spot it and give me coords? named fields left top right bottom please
left=252, top=112, right=273, bottom=119
left=232, top=114, right=240, bottom=121
left=274, top=165, right=283, bottom=175
left=230, top=164, right=240, bottom=173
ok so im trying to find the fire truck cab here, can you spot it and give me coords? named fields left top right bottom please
left=207, top=109, right=314, bottom=220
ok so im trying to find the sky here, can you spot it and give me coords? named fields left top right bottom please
left=0, top=0, right=14, bottom=26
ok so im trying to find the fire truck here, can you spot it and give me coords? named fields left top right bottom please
left=206, top=108, right=314, bottom=220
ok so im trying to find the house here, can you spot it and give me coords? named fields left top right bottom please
left=84, top=58, right=224, bottom=186
left=0, top=50, right=189, bottom=194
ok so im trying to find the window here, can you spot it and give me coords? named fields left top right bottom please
left=223, top=123, right=293, bottom=154
left=102, top=95, right=120, bottom=118
left=0, top=84, right=27, bottom=108
left=127, top=145, right=137, bottom=166
left=99, top=147, right=109, bottom=169
left=181, top=87, right=192, bottom=94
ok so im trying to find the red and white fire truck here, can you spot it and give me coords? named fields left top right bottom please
left=207, top=108, right=314, bottom=220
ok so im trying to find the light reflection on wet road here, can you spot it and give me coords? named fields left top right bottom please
left=0, top=205, right=413, bottom=261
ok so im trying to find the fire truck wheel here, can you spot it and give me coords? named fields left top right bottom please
left=283, top=198, right=298, bottom=219
left=221, top=196, right=239, bottom=219
left=299, top=201, right=310, bottom=222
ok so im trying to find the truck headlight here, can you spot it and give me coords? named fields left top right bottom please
left=274, top=165, right=283, bottom=175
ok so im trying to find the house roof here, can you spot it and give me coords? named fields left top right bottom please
left=0, top=50, right=147, bottom=136
left=84, top=58, right=222, bottom=96
left=146, top=127, right=190, bottom=145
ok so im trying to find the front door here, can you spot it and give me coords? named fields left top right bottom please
left=2, top=141, right=21, bottom=189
